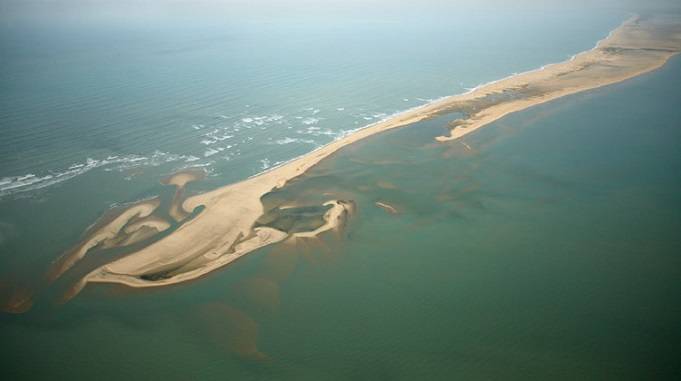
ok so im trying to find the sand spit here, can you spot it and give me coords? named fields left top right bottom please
left=291, top=200, right=352, bottom=238
left=67, top=15, right=680, bottom=292
left=199, top=303, right=267, bottom=360
left=435, top=16, right=681, bottom=141
left=375, top=201, right=399, bottom=214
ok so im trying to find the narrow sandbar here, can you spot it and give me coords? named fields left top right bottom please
left=70, top=15, right=681, bottom=291
left=375, top=201, right=399, bottom=214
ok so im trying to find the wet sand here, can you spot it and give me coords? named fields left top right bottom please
left=69, top=15, right=681, bottom=291
left=47, top=198, right=163, bottom=282
left=162, top=169, right=205, bottom=222
left=83, top=197, right=352, bottom=288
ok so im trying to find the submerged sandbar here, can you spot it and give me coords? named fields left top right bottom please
left=62, top=15, right=681, bottom=293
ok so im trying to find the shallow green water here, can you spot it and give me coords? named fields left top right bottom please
left=2, top=39, right=681, bottom=381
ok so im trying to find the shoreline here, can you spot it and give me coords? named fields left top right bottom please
left=237, top=16, right=677, bottom=179
left=67, top=15, right=681, bottom=292
left=435, top=17, right=680, bottom=141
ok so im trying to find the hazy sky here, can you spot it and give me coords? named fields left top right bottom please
left=2, top=0, right=680, bottom=26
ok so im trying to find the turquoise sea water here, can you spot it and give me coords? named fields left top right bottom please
left=2, top=4, right=681, bottom=380
left=1, top=9, right=627, bottom=195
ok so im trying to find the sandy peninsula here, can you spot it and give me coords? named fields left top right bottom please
left=66, top=15, right=681, bottom=292
left=375, top=201, right=399, bottom=214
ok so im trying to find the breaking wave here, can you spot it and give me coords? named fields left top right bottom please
left=0, top=151, right=207, bottom=198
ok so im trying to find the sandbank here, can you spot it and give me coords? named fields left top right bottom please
left=70, top=15, right=681, bottom=291
left=375, top=201, right=399, bottom=214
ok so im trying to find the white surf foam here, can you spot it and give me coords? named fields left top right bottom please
left=0, top=151, right=213, bottom=198
left=260, top=158, right=271, bottom=170
left=301, top=117, right=320, bottom=126
left=204, top=148, right=220, bottom=157
left=271, top=137, right=316, bottom=145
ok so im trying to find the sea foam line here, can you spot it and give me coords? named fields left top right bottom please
left=0, top=152, right=207, bottom=198
left=4, top=20, right=624, bottom=199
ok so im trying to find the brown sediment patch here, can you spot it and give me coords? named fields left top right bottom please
left=269, top=210, right=348, bottom=263
left=198, top=302, right=267, bottom=361
left=372, top=159, right=402, bottom=166
left=443, top=182, right=485, bottom=201
left=349, top=158, right=402, bottom=166
left=57, top=278, right=87, bottom=305
left=376, top=180, right=398, bottom=190
left=441, top=140, right=477, bottom=159
left=297, top=236, right=341, bottom=268
left=375, top=201, right=399, bottom=215
left=47, top=197, right=162, bottom=282
left=436, top=183, right=480, bottom=205
left=259, top=246, right=301, bottom=283
left=0, top=281, right=33, bottom=314
left=61, top=16, right=681, bottom=296
left=232, top=276, right=280, bottom=315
